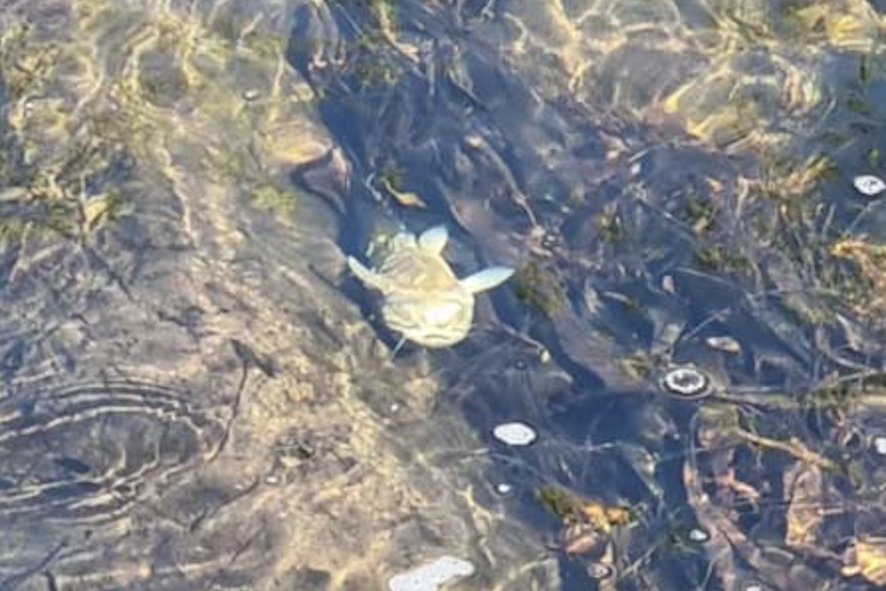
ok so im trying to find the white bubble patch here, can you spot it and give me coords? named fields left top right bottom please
left=492, top=422, right=537, bottom=446
left=854, top=174, right=886, bottom=197
left=387, top=556, right=476, bottom=591
left=495, top=482, right=513, bottom=495
left=688, top=527, right=710, bottom=542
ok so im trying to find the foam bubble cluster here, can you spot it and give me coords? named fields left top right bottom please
left=388, top=556, right=476, bottom=591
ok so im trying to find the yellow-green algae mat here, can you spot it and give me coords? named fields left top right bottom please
left=0, top=1, right=554, bottom=589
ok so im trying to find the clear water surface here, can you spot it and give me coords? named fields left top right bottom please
left=2, top=0, right=886, bottom=589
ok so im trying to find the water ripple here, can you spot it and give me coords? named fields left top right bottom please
left=0, top=379, right=222, bottom=522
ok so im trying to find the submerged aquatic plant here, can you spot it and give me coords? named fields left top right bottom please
left=694, top=244, right=754, bottom=275
left=0, top=135, right=133, bottom=251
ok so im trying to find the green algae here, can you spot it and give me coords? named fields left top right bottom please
left=138, top=51, right=190, bottom=108
left=595, top=210, right=626, bottom=244
left=251, top=184, right=297, bottom=217
left=694, top=245, right=753, bottom=275
left=537, top=485, right=586, bottom=523
left=512, top=260, right=565, bottom=317
left=0, top=23, right=62, bottom=102
left=619, top=350, right=661, bottom=382
left=683, top=196, right=717, bottom=235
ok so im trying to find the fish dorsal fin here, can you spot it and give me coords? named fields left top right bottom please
left=418, top=225, right=449, bottom=254
left=347, top=256, right=389, bottom=292
left=459, top=266, right=514, bottom=294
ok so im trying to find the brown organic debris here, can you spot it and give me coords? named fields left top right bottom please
left=729, top=426, right=839, bottom=473
left=784, top=463, right=825, bottom=549
left=537, top=485, right=634, bottom=556
left=843, top=539, right=886, bottom=586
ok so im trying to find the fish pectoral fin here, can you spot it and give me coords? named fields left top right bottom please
left=418, top=225, right=449, bottom=254
left=347, top=256, right=386, bottom=291
left=459, top=266, right=515, bottom=294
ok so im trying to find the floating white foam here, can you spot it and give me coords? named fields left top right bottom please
left=387, top=556, right=476, bottom=591
left=661, top=366, right=710, bottom=399
left=688, top=527, right=710, bottom=542
left=854, top=174, right=886, bottom=197
left=586, top=562, right=614, bottom=580
left=705, top=335, right=741, bottom=354
left=495, top=483, right=513, bottom=495
left=492, top=422, right=537, bottom=446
